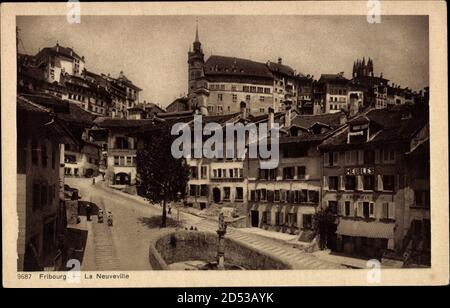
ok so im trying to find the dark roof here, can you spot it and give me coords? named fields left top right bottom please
left=19, top=65, right=46, bottom=81
left=18, top=93, right=70, bottom=113
left=291, top=112, right=344, bottom=129
left=267, top=61, right=295, bottom=76
left=320, top=105, right=427, bottom=150
left=93, top=117, right=155, bottom=129
left=204, top=55, right=273, bottom=79
left=319, top=74, right=349, bottom=83
left=17, top=95, right=51, bottom=114
left=38, top=45, right=83, bottom=61
left=57, top=102, right=98, bottom=126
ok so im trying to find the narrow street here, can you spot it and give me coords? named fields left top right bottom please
left=66, top=177, right=342, bottom=270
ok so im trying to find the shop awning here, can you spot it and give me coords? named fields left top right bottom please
left=336, top=219, right=394, bottom=239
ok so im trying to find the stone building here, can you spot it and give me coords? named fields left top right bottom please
left=318, top=104, right=429, bottom=260
left=317, top=73, right=350, bottom=113
left=246, top=110, right=346, bottom=235
left=187, top=24, right=300, bottom=116
left=17, top=95, right=77, bottom=271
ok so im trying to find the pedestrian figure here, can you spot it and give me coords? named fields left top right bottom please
left=92, top=177, right=96, bottom=185
left=190, top=226, right=194, bottom=230
left=85, top=203, right=92, bottom=221
left=194, top=227, right=198, bottom=231
left=168, top=206, right=172, bottom=215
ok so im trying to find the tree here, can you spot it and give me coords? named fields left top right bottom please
left=136, top=126, right=189, bottom=227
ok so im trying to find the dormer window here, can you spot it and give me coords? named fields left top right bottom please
left=348, top=123, right=369, bottom=144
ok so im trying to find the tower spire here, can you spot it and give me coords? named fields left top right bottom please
left=195, top=19, right=199, bottom=42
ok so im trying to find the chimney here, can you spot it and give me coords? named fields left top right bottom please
left=278, top=57, right=282, bottom=65
left=240, top=101, right=247, bottom=119
left=284, top=103, right=292, bottom=127
left=268, top=107, right=274, bottom=129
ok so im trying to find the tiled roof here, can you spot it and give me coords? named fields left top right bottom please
left=267, top=61, right=295, bottom=76
left=204, top=55, right=273, bottom=79
left=291, top=112, right=344, bottom=129
left=93, top=117, right=155, bottom=128
left=57, top=102, right=98, bottom=126
left=320, top=105, right=427, bottom=150
left=17, top=95, right=51, bottom=114
left=39, top=45, right=83, bottom=61
left=319, top=74, right=349, bottom=83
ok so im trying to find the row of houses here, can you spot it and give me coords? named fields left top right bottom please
left=18, top=43, right=164, bottom=120
left=139, top=100, right=430, bottom=265
left=167, top=27, right=429, bottom=117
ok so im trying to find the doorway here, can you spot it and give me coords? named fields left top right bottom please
left=212, top=187, right=221, bottom=203
left=251, top=210, right=259, bottom=227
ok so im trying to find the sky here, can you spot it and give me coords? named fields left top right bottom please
left=17, top=15, right=429, bottom=107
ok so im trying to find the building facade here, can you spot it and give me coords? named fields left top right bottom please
left=319, top=105, right=429, bottom=260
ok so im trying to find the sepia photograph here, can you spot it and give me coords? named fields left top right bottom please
left=2, top=1, right=448, bottom=288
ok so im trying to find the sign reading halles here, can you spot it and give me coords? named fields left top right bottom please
left=345, top=167, right=375, bottom=175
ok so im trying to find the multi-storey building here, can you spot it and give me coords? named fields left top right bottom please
left=92, top=117, right=153, bottom=186
left=246, top=111, right=346, bottom=234
left=318, top=104, right=428, bottom=260
left=187, top=25, right=299, bottom=116
left=35, top=43, right=85, bottom=83
left=297, top=75, right=316, bottom=114
left=63, top=140, right=101, bottom=177
left=17, top=95, right=77, bottom=271
left=318, top=73, right=349, bottom=113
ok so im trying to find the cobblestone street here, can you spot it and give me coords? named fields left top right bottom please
left=66, top=177, right=343, bottom=270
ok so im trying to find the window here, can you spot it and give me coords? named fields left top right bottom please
left=217, top=106, right=223, bottom=113
left=328, top=201, right=338, bottom=214
left=345, top=176, right=357, bottom=190
left=328, top=176, right=339, bottom=191
left=218, top=94, right=223, bottom=101
left=201, top=166, right=208, bottom=179
left=259, top=108, right=265, bottom=113
left=223, top=187, right=231, bottom=201
left=245, top=95, right=251, bottom=101
left=260, top=189, right=267, bottom=201
left=383, top=175, right=395, bottom=191
left=381, top=202, right=395, bottom=220
left=41, top=143, right=48, bottom=168
left=74, top=168, right=79, bottom=176
left=328, top=152, right=339, bottom=166
left=33, top=183, right=41, bottom=211
left=31, top=139, right=39, bottom=165
left=297, top=166, right=306, bottom=179
left=362, top=202, right=375, bottom=219
left=308, top=190, right=319, bottom=203
left=243, top=86, right=250, bottom=92
left=232, top=94, right=237, bottom=103
left=114, top=156, right=119, bottom=166
left=41, top=182, right=48, bottom=208
left=51, top=147, right=56, bottom=169
left=126, top=156, right=132, bottom=166
left=235, top=187, right=243, bottom=201
left=257, top=87, right=264, bottom=93
left=190, top=167, right=198, bottom=179
left=303, top=214, right=313, bottom=229
left=259, top=96, right=265, bottom=102
left=364, top=150, right=375, bottom=164
left=344, top=201, right=351, bottom=216
left=200, top=185, right=208, bottom=197
left=250, top=86, right=256, bottom=93
left=190, top=185, right=197, bottom=197
left=274, top=190, right=280, bottom=202
left=414, top=190, right=430, bottom=208
left=250, top=190, right=256, bottom=201
left=283, top=167, right=294, bottom=180
left=115, top=137, right=129, bottom=149
left=363, top=175, right=375, bottom=190
left=231, top=85, right=237, bottom=91
left=381, top=149, right=395, bottom=163
left=264, top=88, right=271, bottom=94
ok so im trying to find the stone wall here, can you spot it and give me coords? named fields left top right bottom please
left=149, top=230, right=290, bottom=270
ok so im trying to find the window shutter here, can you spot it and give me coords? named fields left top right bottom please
left=358, top=150, right=364, bottom=165
left=357, top=202, right=364, bottom=217
left=388, top=202, right=395, bottom=219
left=369, top=202, right=375, bottom=218
left=339, top=201, right=345, bottom=216
left=374, top=149, right=380, bottom=164
left=376, top=174, right=383, bottom=191
left=339, top=176, right=345, bottom=191
left=324, top=153, right=329, bottom=166
left=357, top=175, right=363, bottom=191
left=323, top=176, right=328, bottom=190
left=333, top=152, right=339, bottom=165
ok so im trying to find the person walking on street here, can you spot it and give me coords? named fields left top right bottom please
left=86, top=203, right=92, bottom=221
left=92, top=177, right=96, bottom=185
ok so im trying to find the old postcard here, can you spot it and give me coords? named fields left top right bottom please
left=1, top=1, right=448, bottom=288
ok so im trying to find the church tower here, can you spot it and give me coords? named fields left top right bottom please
left=188, top=21, right=205, bottom=95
